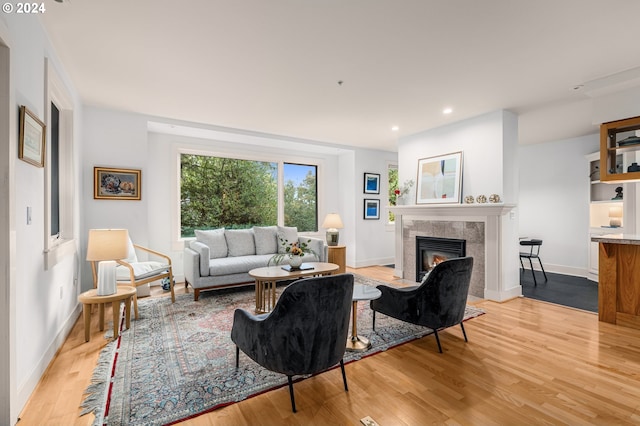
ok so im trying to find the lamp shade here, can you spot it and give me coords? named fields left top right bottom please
left=321, top=213, right=344, bottom=230
left=86, top=229, right=129, bottom=261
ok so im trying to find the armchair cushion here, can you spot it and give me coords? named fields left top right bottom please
left=276, top=226, right=298, bottom=253
left=225, top=229, right=256, bottom=257
left=116, top=261, right=169, bottom=281
left=195, top=228, right=227, bottom=259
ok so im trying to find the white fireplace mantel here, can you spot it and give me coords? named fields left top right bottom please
left=389, top=203, right=521, bottom=302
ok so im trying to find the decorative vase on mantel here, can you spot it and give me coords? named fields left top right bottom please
left=289, top=255, right=303, bottom=269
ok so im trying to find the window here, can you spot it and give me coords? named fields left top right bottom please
left=50, top=102, right=60, bottom=238
left=388, top=163, right=398, bottom=222
left=283, top=163, right=317, bottom=232
left=180, top=154, right=318, bottom=237
left=44, top=59, right=75, bottom=268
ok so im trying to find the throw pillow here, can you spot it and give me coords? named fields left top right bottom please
left=276, top=226, right=298, bottom=254
left=225, top=229, right=256, bottom=257
left=253, top=226, right=278, bottom=255
left=195, top=228, right=228, bottom=259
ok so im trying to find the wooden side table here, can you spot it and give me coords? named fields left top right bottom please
left=328, top=245, right=346, bottom=274
left=78, top=286, right=137, bottom=342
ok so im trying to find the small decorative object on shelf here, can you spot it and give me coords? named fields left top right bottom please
left=476, top=195, right=487, bottom=203
left=613, top=186, right=623, bottom=200
left=489, top=194, right=501, bottom=203
left=464, top=195, right=475, bottom=204
left=628, top=162, right=640, bottom=172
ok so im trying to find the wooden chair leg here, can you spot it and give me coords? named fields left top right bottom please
left=288, top=376, right=296, bottom=413
left=340, top=359, right=348, bottom=391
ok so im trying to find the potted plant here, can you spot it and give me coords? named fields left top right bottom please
left=269, top=238, right=317, bottom=269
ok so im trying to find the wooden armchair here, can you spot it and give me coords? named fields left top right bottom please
left=90, top=237, right=175, bottom=319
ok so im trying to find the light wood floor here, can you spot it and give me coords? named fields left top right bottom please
left=18, top=266, right=640, bottom=425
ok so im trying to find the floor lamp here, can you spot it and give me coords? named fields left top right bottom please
left=86, top=229, right=129, bottom=296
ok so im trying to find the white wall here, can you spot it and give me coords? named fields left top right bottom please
left=399, top=110, right=511, bottom=203
left=1, top=13, right=82, bottom=423
left=352, top=149, right=398, bottom=267
left=518, top=134, right=599, bottom=276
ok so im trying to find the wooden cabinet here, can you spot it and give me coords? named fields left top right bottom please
left=327, top=245, right=346, bottom=274
left=600, top=115, right=640, bottom=182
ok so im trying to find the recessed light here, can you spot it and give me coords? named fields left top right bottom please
left=391, top=126, right=399, bottom=132
left=443, top=107, right=453, bottom=115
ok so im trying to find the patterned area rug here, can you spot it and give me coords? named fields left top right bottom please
left=81, top=274, right=485, bottom=425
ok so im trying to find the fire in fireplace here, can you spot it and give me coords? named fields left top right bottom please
left=415, top=236, right=466, bottom=282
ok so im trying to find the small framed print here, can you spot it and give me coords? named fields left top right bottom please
left=363, top=199, right=380, bottom=220
left=364, top=172, right=380, bottom=194
left=19, top=105, right=46, bottom=168
left=94, top=167, right=142, bottom=200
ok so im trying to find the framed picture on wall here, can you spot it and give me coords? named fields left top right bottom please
left=363, top=199, right=380, bottom=219
left=94, top=167, right=142, bottom=200
left=18, top=105, right=46, bottom=168
left=363, top=172, right=380, bottom=194
left=416, top=151, right=463, bottom=204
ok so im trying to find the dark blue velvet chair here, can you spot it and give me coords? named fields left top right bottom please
left=370, top=256, right=474, bottom=353
left=231, top=273, right=354, bottom=413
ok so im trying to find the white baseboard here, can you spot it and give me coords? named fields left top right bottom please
left=18, top=304, right=82, bottom=414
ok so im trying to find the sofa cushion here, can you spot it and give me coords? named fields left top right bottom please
left=253, top=226, right=278, bottom=255
left=195, top=228, right=228, bottom=259
left=277, top=226, right=298, bottom=254
left=209, top=254, right=273, bottom=276
left=225, top=229, right=256, bottom=257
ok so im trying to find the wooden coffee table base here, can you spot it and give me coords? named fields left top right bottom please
left=250, top=262, right=340, bottom=313
left=78, top=286, right=137, bottom=342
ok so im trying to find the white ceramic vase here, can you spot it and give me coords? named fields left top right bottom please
left=289, top=255, right=303, bottom=268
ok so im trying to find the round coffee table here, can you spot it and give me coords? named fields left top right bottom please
left=77, top=286, right=137, bottom=342
left=249, top=262, right=339, bottom=313
left=347, top=284, right=382, bottom=352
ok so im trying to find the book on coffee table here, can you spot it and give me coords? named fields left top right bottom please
left=281, top=263, right=314, bottom=272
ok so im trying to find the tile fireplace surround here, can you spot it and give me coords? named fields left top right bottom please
left=389, top=203, right=520, bottom=302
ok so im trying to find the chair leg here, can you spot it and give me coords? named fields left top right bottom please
left=528, top=257, right=538, bottom=286
left=460, top=322, right=468, bottom=342
left=433, top=329, right=442, bottom=353
left=372, top=310, right=376, bottom=331
left=287, top=376, right=297, bottom=413
left=340, top=359, right=348, bottom=392
left=235, top=346, right=239, bottom=368
left=538, top=258, right=548, bottom=282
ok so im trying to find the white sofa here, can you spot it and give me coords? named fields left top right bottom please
left=183, top=225, right=328, bottom=300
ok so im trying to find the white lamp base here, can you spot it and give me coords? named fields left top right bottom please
left=97, top=260, right=118, bottom=296
left=326, top=229, right=339, bottom=246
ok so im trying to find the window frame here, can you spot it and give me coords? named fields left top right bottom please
left=174, top=146, right=323, bottom=245
left=44, top=59, right=76, bottom=269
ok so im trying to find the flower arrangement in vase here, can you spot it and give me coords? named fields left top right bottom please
left=269, top=238, right=317, bottom=269
left=393, top=179, right=415, bottom=205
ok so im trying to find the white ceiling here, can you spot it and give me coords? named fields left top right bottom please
left=39, top=0, right=640, bottom=151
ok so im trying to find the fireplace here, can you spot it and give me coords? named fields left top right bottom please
left=415, top=236, right=466, bottom=282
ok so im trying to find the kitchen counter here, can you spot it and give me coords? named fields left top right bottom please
left=591, top=234, right=640, bottom=329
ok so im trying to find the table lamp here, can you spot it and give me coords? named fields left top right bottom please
left=609, top=207, right=623, bottom=228
left=86, top=229, right=129, bottom=296
left=322, top=213, right=344, bottom=246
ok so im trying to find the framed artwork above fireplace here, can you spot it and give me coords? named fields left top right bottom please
left=416, top=151, right=462, bottom=204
